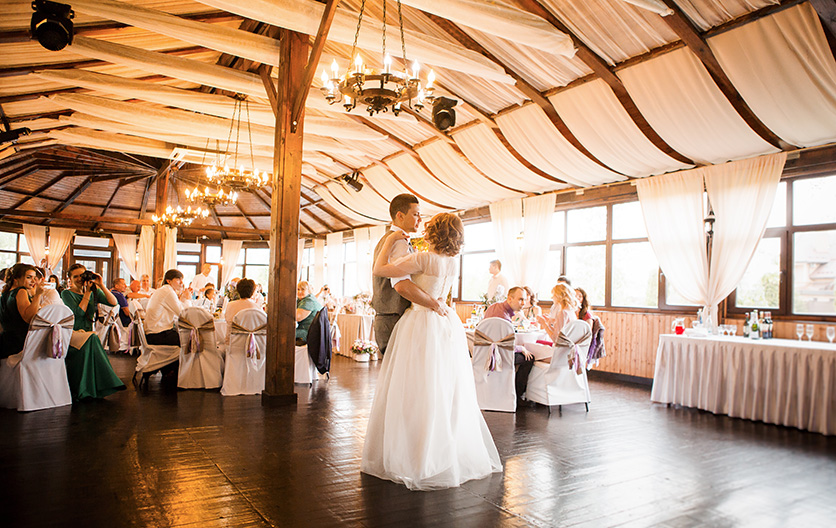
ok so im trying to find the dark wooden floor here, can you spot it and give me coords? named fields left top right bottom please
left=1, top=355, right=834, bottom=528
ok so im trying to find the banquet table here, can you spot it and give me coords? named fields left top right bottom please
left=651, top=334, right=836, bottom=435
left=465, top=329, right=547, bottom=355
left=335, top=313, right=375, bottom=356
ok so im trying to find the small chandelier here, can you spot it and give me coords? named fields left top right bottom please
left=204, top=95, right=269, bottom=192
left=152, top=205, right=209, bottom=229
left=320, top=0, right=436, bottom=116
left=185, top=185, right=239, bottom=208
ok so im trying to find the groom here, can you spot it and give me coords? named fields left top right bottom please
left=372, top=194, right=443, bottom=357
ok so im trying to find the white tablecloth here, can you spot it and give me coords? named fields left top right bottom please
left=651, top=334, right=836, bottom=435
left=465, top=329, right=547, bottom=354
left=335, top=314, right=375, bottom=356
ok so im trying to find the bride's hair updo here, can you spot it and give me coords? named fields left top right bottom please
left=424, top=213, right=464, bottom=257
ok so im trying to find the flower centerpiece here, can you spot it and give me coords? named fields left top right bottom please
left=353, top=292, right=373, bottom=315
left=350, top=339, right=378, bottom=362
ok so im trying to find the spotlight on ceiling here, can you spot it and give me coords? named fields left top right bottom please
left=0, top=127, right=31, bottom=145
left=31, top=0, right=74, bottom=52
left=341, top=171, right=364, bottom=192
left=432, top=97, right=457, bottom=131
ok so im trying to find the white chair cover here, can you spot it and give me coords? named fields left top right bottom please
left=133, top=311, right=179, bottom=375
left=471, top=317, right=517, bottom=412
left=0, top=304, right=73, bottom=412
left=525, top=320, right=593, bottom=410
left=176, top=306, right=223, bottom=389
left=96, top=303, right=123, bottom=352
left=294, top=345, right=319, bottom=385
left=220, top=308, right=266, bottom=396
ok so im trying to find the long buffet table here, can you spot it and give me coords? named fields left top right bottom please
left=651, top=334, right=836, bottom=435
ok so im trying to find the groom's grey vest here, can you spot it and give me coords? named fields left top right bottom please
left=371, top=230, right=411, bottom=315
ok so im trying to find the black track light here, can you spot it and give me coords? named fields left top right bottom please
left=341, top=171, right=364, bottom=192
left=432, top=97, right=457, bottom=131
left=31, top=0, right=74, bottom=52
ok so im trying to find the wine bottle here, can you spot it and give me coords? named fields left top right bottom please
left=743, top=312, right=751, bottom=338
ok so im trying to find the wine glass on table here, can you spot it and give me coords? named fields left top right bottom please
left=827, top=326, right=835, bottom=343
left=796, top=324, right=804, bottom=341
left=806, top=324, right=815, bottom=341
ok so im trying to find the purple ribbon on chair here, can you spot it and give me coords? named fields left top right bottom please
left=177, top=318, right=215, bottom=354
left=230, top=322, right=267, bottom=367
left=555, top=326, right=592, bottom=375
left=473, top=329, right=515, bottom=375
left=29, top=314, right=74, bottom=359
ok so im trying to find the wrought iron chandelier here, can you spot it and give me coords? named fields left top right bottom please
left=185, top=186, right=238, bottom=208
left=152, top=205, right=209, bottom=229
left=320, top=0, right=436, bottom=116
left=203, top=95, right=269, bottom=194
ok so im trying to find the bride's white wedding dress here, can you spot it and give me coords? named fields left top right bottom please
left=361, top=251, right=502, bottom=491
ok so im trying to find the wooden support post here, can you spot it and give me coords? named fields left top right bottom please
left=263, top=29, right=308, bottom=403
left=152, top=166, right=170, bottom=286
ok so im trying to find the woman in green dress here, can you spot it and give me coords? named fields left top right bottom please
left=60, top=264, right=126, bottom=400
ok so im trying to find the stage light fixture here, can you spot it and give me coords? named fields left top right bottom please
left=432, top=97, right=457, bottom=131
left=31, top=0, right=74, bottom=52
left=0, top=127, right=32, bottom=145
left=342, top=171, right=364, bottom=192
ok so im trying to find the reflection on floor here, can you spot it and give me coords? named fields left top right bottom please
left=1, top=354, right=834, bottom=527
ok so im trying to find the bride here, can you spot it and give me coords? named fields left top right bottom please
left=361, top=212, right=502, bottom=491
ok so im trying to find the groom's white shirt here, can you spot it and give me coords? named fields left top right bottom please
left=388, top=225, right=411, bottom=287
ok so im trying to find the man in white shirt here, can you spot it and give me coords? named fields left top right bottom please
left=145, top=269, right=192, bottom=345
left=190, top=263, right=213, bottom=298
left=486, top=259, right=510, bottom=301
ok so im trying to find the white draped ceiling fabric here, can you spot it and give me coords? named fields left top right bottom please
left=313, top=239, right=326, bottom=291
left=22, top=225, right=47, bottom=267
left=708, top=3, right=836, bottom=148
left=493, top=105, right=620, bottom=187
left=354, top=228, right=372, bottom=294
left=111, top=233, right=138, bottom=280
left=163, top=227, right=178, bottom=273
left=49, top=128, right=176, bottom=159
left=488, top=198, right=523, bottom=288
left=385, top=155, right=485, bottom=210
left=220, top=239, right=243, bottom=291
left=548, top=79, right=691, bottom=177
left=637, top=152, right=786, bottom=327
left=326, top=233, right=344, bottom=296
left=47, top=228, right=75, bottom=272
left=136, top=226, right=154, bottom=280
left=361, top=165, right=450, bottom=216
left=618, top=47, right=778, bottom=165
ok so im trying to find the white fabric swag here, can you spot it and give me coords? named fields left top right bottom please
left=163, top=227, right=178, bottom=274
left=637, top=152, right=787, bottom=326
left=220, top=240, right=243, bottom=291
left=354, top=228, right=373, bottom=294
left=489, top=198, right=523, bottom=288
left=297, top=239, right=306, bottom=281
left=112, top=233, right=138, bottom=280
left=326, top=233, right=344, bottom=298
left=136, top=226, right=154, bottom=280
left=708, top=2, right=836, bottom=148
left=520, top=194, right=557, bottom=289
left=313, top=239, right=325, bottom=292
left=46, top=228, right=75, bottom=272
left=22, top=225, right=47, bottom=267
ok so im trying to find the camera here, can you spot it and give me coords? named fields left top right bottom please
left=80, top=270, right=99, bottom=290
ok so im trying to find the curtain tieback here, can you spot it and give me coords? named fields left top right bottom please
left=177, top=319, right=215, bottom=354
left=474, top=330, right=515, bottom=376
left=30, top=314, right=74, bottom=359
left=231, top=323, right=267, bottom=361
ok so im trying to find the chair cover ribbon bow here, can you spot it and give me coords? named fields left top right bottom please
left=29, top=314, right=74, bottom=359
left=230, top=323, right=267, bottom=364
left=555, top=326, right=592, bottom=375
left=473, top=329, right=515, bottom=375
left=177, top=318, right=215, bottom=354
left=106, top=323, right=122, bottom=352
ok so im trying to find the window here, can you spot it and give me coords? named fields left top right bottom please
left=242, top=247, right=269, bottom=289
left=343, top=241, right=357, bottom=297
left=735, top=237, right=780, bottom=309
left=459, top=222, right=495, bottom=301
left=176, top=242, right=201, bottom=286
left=0, top=231, right=25, bottom=269
left=611, top=242, right=658, bottom=308
left=792, top=230, right=836, bottom=315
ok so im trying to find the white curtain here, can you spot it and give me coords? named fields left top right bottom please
left=22, top=225, right=47, bottom=267
left=326, top=233, right=344, bottom=297
left=112, top=233, right=138, bottom=279
left=354, top=228, right=372, bottom=294
left=704, top=153, right=787, bottom=322
left=369, top=226, right=387, bottom=251
left=220, top=240, right=243, bottom=290
left=313, top=239, right=325, bottom=291
left=489, top=198, right=523, bottom=287
left=136, top=226, right=154, bottom=279
left=163, top=227, right=177, bottom=273
left=520, top=194, right=556, bottom=289
left=708, top=3, right=836, bottom=147
left=297, top=239, right=306, bottom=281
left=46, top=227, right=74, bottom=271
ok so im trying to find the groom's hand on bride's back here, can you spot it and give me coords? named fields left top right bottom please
left=432, top=298, right=449, bottom=316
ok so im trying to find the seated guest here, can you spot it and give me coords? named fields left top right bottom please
left=295, top=281, right=323, bottom=345
left=35, top=267, right=62, bottom=307
left=0, top=263, right=44, bottom=359
left=252, top=283, right=265, bottom=308
left=144, top=269, right=192, bottom=346
left=139, top=274, right=155, bottom=296
left=521, top=286, right=542, bottom=320
left=484, top=287, right=535, bottom=401
left=0, top=267, right=7, bottom=292
left=61, top=264, right=126, bottom=400
left=126, top=279, right=150, bottom=300
left=110, top=278, right=132, bottom=327
left=225, top=279, right=259, bottom=323
left=575, top=287, right=594, bottom=323
left=225, top=278, right=241, bottom=302
left=537, top=283, right=579, bottom=345
left=48, top=274, right=63, bottom=292
left=196, top=285, right=217, bottom=311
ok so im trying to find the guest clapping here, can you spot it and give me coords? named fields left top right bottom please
left=0, top=264, right=44, bottom=359
left=144, top=269, right=191, bottom=346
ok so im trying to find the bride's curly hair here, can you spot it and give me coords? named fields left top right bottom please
left=424, top=213, right=464, bottom=256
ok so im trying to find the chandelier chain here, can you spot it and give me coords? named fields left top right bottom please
left=234, top=98, right=241, bottom=168
left=245, top=98, right=255, bottom=174
left=350, top=0, right=367, bottom=67
left=382, top=0, right=386, bottom=59
left=397, top=0, right=407, bottom=64
left=224, top=99, right=236, bottom=167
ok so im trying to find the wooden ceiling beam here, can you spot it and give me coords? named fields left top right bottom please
left=660, top=0, right=792, bottom=150
left=301, top=208, right=332, bottom=232
left=0, top=172, right=67, bottom=220
left=298, top=218, right=318, bottom=236
left=292, top=0, right=341, bottom=131
left=514, top=0, right=693, bottom=166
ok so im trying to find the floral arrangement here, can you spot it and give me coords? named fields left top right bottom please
left=479, top=293, right=502, bottom=310
left=351, top=339, right=378, bottom=355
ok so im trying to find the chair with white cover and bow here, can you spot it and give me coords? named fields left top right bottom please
left=177, top=306, right=223, bottom=389
left=0, top=304, right=74, bottom=412
left=525, top=319, right=593, bottom=414
left=471, top=317, right=517, bottom=412
left=132, top=309, right=179, bottom=388
left=221, top=308, right=266, bottom=396
left=96, top=304, right=123, bottom=353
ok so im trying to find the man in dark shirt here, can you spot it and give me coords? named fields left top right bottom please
left=111, top=277, right=131, bottom=327
left=483, top=287, right=535, bottom=401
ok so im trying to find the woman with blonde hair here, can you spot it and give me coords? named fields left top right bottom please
left=362, top=212, right=501, bottom=491
left=537, top=282, right=578, bottom=342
